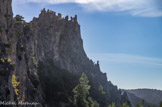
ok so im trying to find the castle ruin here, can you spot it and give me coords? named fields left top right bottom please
left=39, top=8, right=78, bottom=23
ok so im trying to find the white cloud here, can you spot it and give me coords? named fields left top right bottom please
left=88, top=53, right=162, bottom=66
left=13, top=0, right=162, bottom=17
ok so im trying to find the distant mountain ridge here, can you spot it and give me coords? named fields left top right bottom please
left=124, top=89, right=162, bottom=107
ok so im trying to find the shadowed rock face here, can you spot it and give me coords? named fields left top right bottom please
left=0, top=0, right=44, bottom=105
left=0, top=0, right=13, bottom=102
left=0, top=0, right=130, bottom=106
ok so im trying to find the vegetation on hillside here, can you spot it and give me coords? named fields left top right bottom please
left=13, top=15, right=25, bottom=24
left=73, top=72, right=99, bottom=107
left=38, top=60, right=113, bottom=107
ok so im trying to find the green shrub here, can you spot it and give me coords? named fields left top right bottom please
left=13, top=15, right=25, bottom=24
left=109, top=102, right=115, bottom=107
left=7, top=58, right=11, bottom=63
left=0, top=58, right=5, bottom=63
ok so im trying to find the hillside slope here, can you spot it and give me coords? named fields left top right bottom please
left=127, top=89, right=162, bottom=106
left=124, top=90, right=150, bottom=107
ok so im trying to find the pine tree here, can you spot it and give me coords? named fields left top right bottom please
left=88, top=97, right=100, bottom=107
left=98, top=85, right=106, bottom=94
left=108, top=102, right=116, bottom=107
left=13, top=15, right=25, bottom=24
left=122, top=102, right=129, bottom=107
left=73, top=72, right=90, bottom=107
left=73, top=72, right=99, bottom=107
left=14, top=15, right=24, bottom=21
left=136, top=103, right=143, bottom=107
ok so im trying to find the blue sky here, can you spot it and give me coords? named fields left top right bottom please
left=12, top=0, right=162, bottom=90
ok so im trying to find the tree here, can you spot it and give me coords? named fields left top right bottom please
left=160, top=102, right=162, bottom=107
left=147, top=104, right=151, bottom=107
left=136, top=103, right=143, bottom=107
left=13, top=15, right=25, bottom=24
left=14, top=15, right=24, bottom=21
left=141, top=99, right=145, bottom=104
left=88, top=97, right=99, bottom=107
left=108, top=102, right=115, bottom=107
left=98, top=85, right=106, bottom=95
left=122, top=102, right=129, bottom=107
left=136, top=99, right=145, bottom=107
left=73, top=72, right=99, bottom=107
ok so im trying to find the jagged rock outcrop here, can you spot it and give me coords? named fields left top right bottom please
left=0, top=0, right=130, bottom=106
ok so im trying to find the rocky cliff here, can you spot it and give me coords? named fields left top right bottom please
left=0, top=0, right=44, bottom=105
left=0, top=0, right=130, bottom=106
left=0, top=0, right=13, bottom=102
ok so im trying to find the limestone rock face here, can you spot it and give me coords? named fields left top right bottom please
left=0, top=1, right=130, bottom=107
left=30, top=9, right=88, bottom=73
left=0, top=0, right=12, bottom=32
left=0, top=0, right=13, bottom=102
left=0, top=0, right=44, bottom=106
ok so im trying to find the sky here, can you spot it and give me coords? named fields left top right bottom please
left=12, top=0, right=162, bottom=90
